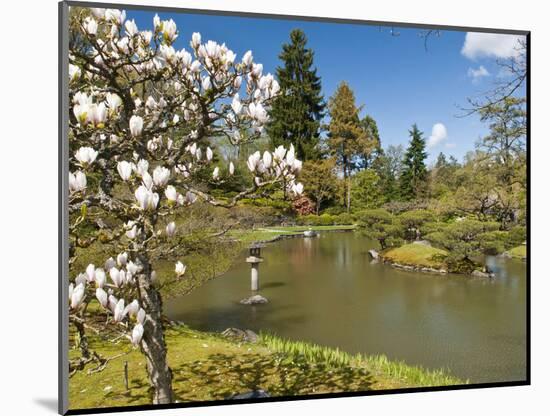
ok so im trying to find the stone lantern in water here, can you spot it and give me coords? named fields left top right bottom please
left=246, top=243, right=264, bottom=291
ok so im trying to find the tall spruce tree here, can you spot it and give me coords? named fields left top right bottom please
left=268, top=29, right=325, bottom=161
left=399, top=124, right=428, bottom=200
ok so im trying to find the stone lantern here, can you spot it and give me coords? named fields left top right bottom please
left=246, top=243, right=264, bottom=291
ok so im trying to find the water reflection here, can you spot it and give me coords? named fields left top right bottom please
left=165, top=232, right=527, bottom=384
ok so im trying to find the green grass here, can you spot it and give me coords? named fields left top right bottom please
left=265, top=225, right=357, bottom=232
left=69, top=324, right=464, bottom=410
left=506, top=245, right=527, bottom=259
left=382, top=243, right=448, bottom=269
left=230, top=225, right=357, bottom=245
left=259, top=332, right=464, bottom=388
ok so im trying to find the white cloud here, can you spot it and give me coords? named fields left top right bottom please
left=427, top=123, right=448, bottom=149
left=461, top=32, right=524, bottom=60
left=445, top=142, right=457, bottom=149
left=467, top=65, right=490, bottom=82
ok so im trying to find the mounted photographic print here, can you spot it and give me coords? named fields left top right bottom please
left=59, top=1, right=529, bottom=414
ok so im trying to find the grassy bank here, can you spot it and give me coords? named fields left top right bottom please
left=381, top=243, right=448, bottom=270
left=69, top=324, right=463, bottom=410
left=231, top=224, right=357, bottom=244
left=505, top=245, right=527, bottom=259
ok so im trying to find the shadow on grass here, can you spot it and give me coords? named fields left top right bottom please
left=172, top=352, right=373, bottom=401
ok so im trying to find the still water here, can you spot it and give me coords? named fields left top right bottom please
left=165, top=232, right=527, bottom=383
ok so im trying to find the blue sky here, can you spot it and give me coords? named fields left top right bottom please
left=125, top=9, right=525, bottom=164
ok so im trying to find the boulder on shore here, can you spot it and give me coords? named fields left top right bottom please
left=230, top=389, right=270, bottom=400
left=368, top=249, right=379, bottom=260
left=221, top=327, right=259, bottom=343
left=240, top=294, right=268, bottom=305
left=471, top=270, right=495, bottom=278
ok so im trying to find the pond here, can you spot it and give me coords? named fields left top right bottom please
left=165, top=232, right=527, bottom=384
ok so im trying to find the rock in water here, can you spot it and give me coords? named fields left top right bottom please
left=472, top=270, right=494, bottom=278
left=240, top=294, right=268, bottom=305
left=230, top=389, right=270, bottom=399
left=368, top=249, right=379, bottom=260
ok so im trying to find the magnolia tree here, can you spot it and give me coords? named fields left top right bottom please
left=67, top=7, right=303, bottom=404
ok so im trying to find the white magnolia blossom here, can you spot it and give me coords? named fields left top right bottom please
left=125, top=19, right=139, bottom=37
left=164, top=185, right=178, bottom=202
left=125, top=299, right=140, bottom=318
left=292, top=182, right=304, bottom=195
left=105, top=257, right=116, bottom=271
left=153, top=13, right=161, bottom=31
left=248, top=102, right=268, bottom=123
left=131, top=323, right=144, bottom=346
left=136, top=159, right=149, bottom=176
left=162, top=19, right=178, bottom=42
left=137, top=308, right=146, bottom=325
left=242, top=50, right=253, bottom=66
left=69, top=171, right=87, bottom=193
left=127, top=261, right=139, bottom=276
left=206, top=147, right=213, bottom=161
left=117, top=252, right=128, bottom=267
left=105, top=93, right=122, bottom=112
left=191, top=32, right=201, bottom=48
left=263, top=151, right=272, bottom=169
left=166, top=221, right=176, bottom=237
left=84, top=17, right=98, bottom=35
left=152, top=166, right=170, bottom=187
left=75, top=273, right=87, bottom=287
left=69, top=64, right=81, bottom=81
left=105, top=9, right=126, bottom=25
left=110, top=267, right=124, bottom=287
left=85, top=264, right=96, bottom=282
left=96, top=287, right=109, bottom=308
left=70, top=283, right=86, bottom=309
left=175, top=261, right=186, bottom=277
left=212, top=166, right=220, bottom=180
left=231, top=94, right=242, bottom=115
left=117, top=161, right=133, bottom=181
left=142, top=171, right=155, bottom=190
left=94, top=268, right=106, bottom=288
left=125, top=222, right=138, bottom=239
left=229, top=161, right=235, bottom=175
left=75, top=147, right=98, bottom=165
left=247, top=151, right=261, bottom=172
left=113, top=299, right=127, bottom=322
left=135, top=185, right=159, bottom=210
left=129, top=115, right=144, bottom=137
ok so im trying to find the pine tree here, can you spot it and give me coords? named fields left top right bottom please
left=399, top=124, right=428, bottom=200
left=268, top=29, right=325, bottom=161
left=327, top=82, right=368, bottom=212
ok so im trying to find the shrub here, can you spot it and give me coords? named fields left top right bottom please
left=507, top=226, right=526, bottom=248
left=323, top=206, right=347, bottom=216
left=478, top=230, right=509, bottom=255
left=356, top=209, right=404, bottom=249
left=297, top=214, right=336, bottom=226
left=333, top=212, right=355, bottom=225
left=398, top=209, right=436, bottom=241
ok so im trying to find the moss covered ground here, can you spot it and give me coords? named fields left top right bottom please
left=381, top=243, right=449, bottom=269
